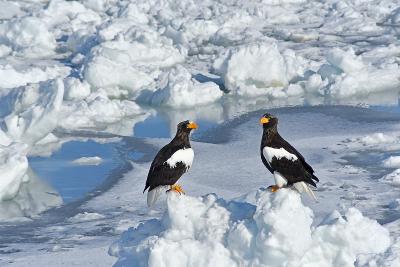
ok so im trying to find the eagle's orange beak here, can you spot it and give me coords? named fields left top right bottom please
left=187, top=121, right=198, bottom=129
left=260, top=117, right=270, bottom=124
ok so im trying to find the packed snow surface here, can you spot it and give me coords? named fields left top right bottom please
left=2, top=106, right=400, bottom=266
left=110, top=189, right=391, bottom=267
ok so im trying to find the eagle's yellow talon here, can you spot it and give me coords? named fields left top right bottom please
left=168, top=184, right=185, bottom=195
left=268, top=185, right=280, bottom=192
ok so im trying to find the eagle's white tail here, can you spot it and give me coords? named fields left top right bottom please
left=293, top=182, right=317, bottom=201
left=147, top=186, right=165, bottom=207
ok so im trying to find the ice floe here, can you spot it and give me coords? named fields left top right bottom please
left=71, top=156, right=103, bottom=166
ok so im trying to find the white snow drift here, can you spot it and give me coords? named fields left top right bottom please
left=0, top=16, right=56, bottom=58
left=381, top=169, right=400, bottom=186
left=0, top=79, right=63, bottom=210
left=110, top=189, right=391, bottom=267
left=213, top=42, right=306, bottom=97
left=148, top=66, right=223, bottom=107
left=325, top=48, right=400, bottom=98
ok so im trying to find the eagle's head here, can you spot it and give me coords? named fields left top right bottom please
left=260, top=113, right=278, bottom=129
left=177, top=120, right=198, bottom=134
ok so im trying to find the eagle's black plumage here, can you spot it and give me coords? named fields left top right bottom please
left=260, top=113, right=319, bottom=188
left=143, top=120, right=196, bottom=193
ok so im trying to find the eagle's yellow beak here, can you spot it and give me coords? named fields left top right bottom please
left=187, top=121, right=198, bottom=129
left=260, top=117, right=270, bottom=124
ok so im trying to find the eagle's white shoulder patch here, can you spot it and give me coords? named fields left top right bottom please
left=263, top=146, right=298, bottom=163
left=165, top=148, right=194, bottom=169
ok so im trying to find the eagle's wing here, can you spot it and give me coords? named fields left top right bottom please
left=266, top=135, right=318, bottom=187
left=269, top=156, right=317, bottom=187
left=276, top=134, right=318, bottom=181
left=143, top=144, right=188, bottom=192
left=279, top=137, right=316, bottom=176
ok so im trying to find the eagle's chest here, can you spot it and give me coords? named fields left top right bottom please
left=262, top=146, right=298, bottom=164
left=165, top=148, right=194, bottom=169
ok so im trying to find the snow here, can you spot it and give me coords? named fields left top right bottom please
left=0, top=167, right=62, bottom=221
left=213, top=42, right=305, bottom=97
left=0, top=1, right=22, bottom=20
left=146, top=66, right=223, bottom=107
left=0, top=143, right=28, bottom=201
left=0, top=62, right=69, bottom=90
left=0, top=17, right=56, bottom=58
left=63, top=77, right=91, bottom=101
left=83, top=37, right=185, bottom=97
left=71, top=156, right=103, bottom=166
left=359, top=133, right=399, bottom=146
left=345, top=133, right=400, bottom=151
left=165, top=148, right=194, bottom=169
left=323, top=48, right=400, bottom=98
left=0, top=79, right=65, bottom=207
left=110, top=189, right=391, bottom=267
left=383, top=156, right=400, bottom=168
left=380, top=169, right=400, bottom=186
left=2, top=79, right=64, bottom=146
left=59, top=89, right=149, bottom=136
left=1, top=106, right=400, bottom=266
left=0, top=0, right=399, bottom=265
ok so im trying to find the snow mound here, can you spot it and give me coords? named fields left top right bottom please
left=380, top=169, right=400, bottom=186
left=59, top=89, right=148, bottom=135
left=2, top=79, right=64, bottom=146
left=0, top=143, right=28, bottom=201
left=383, top=156, right=400, bottom=168
left=323, top=48, right=400, bottom=98
left=0, top=16, right=56, bottom=58
left=110, top=189, right=391, bottom=267
left=213, top=42, right=305, bottom=97
left=63, top=77, right=91, bottom=101
left=0, top=61, right=70, bottom=90
left=359, top=133, right=399, bottom=146
left=83, top=26, right=185, bottom=97
left=147, top=66, right=223, bottom=107
left=344, top=133, right=400, bottom=151
left=0, top=79, right=64, bottom=208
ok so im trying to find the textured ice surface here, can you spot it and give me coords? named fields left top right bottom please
left=1, top=106, right=400, bottom=266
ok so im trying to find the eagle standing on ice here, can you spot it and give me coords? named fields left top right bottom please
left=260, top=113, right=319, bottom=200
left=143, top=120, right=198, bottom=207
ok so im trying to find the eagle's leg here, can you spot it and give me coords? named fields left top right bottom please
left=267, top=185, right=280, bottom=192
left=167, top=184, right=185, bottom=195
